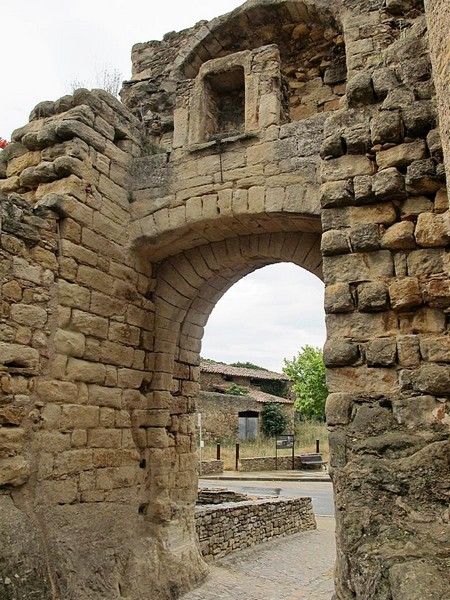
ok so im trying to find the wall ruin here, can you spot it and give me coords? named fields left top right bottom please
left=0, top=1, right=449, bottom=599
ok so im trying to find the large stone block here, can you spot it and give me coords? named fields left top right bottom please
left=323, top=339, right=359, bottom=367
left=320, top=155, right=375, bottom=182
left=10, top=304, right=47, bottom=328
left=0, top=456, right=30, bottom=487
left=323, top=251, right=393, bottom=285
left=324, top=283, right=354, bottom=314
left=389, top=277, right=422, bottom=310
left=357, top=281, right=389, bottom=312
left=326, top=365, right=398, bottom=393
left=365, top=338, right=397, bottom=367
left=325, top=393, right=353, bottom=425
left=66, top=358, right=106, bottom=384
left=376, top=139, right=426, bottom=170
left=372, top=167, right=406, bottom=200
left=382, top=221, right=415, bottom=250
left=415, top=212, right=450, bottom=247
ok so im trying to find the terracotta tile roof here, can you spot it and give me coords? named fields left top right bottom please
left=204, top=387, right=294, bottom=405
left=200, top=361, right=289, bottom=381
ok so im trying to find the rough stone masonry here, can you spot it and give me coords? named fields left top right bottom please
left=0, top=0, right=449, bottom=599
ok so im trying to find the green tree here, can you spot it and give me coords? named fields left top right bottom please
left=283, top=346, right=328, bottom=421
left=261, top=403, right=288, bottom=437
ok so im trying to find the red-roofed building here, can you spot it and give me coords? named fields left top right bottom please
left=198, top=361, right=295, bottom=440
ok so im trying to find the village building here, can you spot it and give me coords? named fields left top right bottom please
left=198, top=361, right=295, bottom=440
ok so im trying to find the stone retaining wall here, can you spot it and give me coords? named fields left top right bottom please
left=197, top=488, right=250, bottom=504
left=198, top=460, right=224, bottom=475
left=195, top=496, right=316, bottom=561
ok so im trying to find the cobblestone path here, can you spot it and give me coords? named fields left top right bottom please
left=183, top=519, right=336, bottom=599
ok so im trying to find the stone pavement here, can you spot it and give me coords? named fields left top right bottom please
left=182, top=517, right=336, bottom=600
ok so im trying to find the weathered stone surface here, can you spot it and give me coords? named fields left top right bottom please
left=389, top=277, right=422, bottom=309
left=376, top=139, right=426, bottom=170
left=321, top=156, right=375, bottom=182
left=397, top=335, right=420, bottom=366
left=353, top=175, right=374, bottom=204
left=325, top=393, right=353, bottom=425
left=415, top=212, right=450, bottom=247
left=420, top=335, right=450, bottom=362
left=349, top=223, right=380, bottom=252
left=371, top=67, right=399, bottom=99
left=401, top=100, right=436, bottom=137
left=371, top=111, right=404, bottom=145
left=357, top=281, right=389, bottom=312
left=323, top=339, right=359, bottom=367
left=346, top=73, right=375, bottom=107
left=0, top=456, right=30, bottom=487
left=406, top=159, right=441, bottom=195
left=407, top=249, right=444, bottom=275
left=319, top=180, right=353, bottom=208
left=412, top=307, right=446, bottom=333
left=389, top=559, right=449, bottom=600
left=382, top=221, right=416, bottom=250
left=372, top=167, right=406, bottom=200
left=365, top=338, right=397, bottom=367
left=321, top=229, right=349, bottom=255
left=323, top=251, right=394, bottom=285
left=324, top=283, right=354, bottom=314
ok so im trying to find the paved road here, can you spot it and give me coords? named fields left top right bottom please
left=183, top=517, right=336, bottom=600
left=199, top=479, right=335, bottom=516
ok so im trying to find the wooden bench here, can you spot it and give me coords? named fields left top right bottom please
left=299, top=454, right=327, bottom=470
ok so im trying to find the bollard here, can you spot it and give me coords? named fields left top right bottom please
left=216, top=443, right=221, bottom=461
left=316, top=439, right=320, bottom=454
left=235, top=443, right=240, bottom=471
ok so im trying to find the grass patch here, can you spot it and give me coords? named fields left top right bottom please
left=201, top=421, right=328, bottom=470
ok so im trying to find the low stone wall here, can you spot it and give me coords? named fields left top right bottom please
left=238, top=455, right=300, bottom=471
left=197, top=488, right=250, bottom=504
left=195, top=497, right=316, bottom=561
left=198, top=460, right=224, bottom=475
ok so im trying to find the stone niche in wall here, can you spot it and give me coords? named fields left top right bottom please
left=186, top=45, right=285, bottom=149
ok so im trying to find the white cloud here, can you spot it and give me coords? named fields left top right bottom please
left=201, top=264, right=326, bottom=372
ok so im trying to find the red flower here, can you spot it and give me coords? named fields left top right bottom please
left=0, top=138, right=8, bottom=149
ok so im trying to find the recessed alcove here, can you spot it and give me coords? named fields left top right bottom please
left=204, top=66, right=246, bottom=140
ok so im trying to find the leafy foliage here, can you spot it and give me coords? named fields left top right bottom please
left=226, top=384, right=250, bottom=396
left=230, top=361, right=268, bottom=371
left=283, top=346, right=328, bottom=421
left=259, top=379, right=288, bottom=398
left=261, top=403, right=288, bottom=437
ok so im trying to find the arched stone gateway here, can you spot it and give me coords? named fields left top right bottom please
left=0, top=0, right=449, bottom=598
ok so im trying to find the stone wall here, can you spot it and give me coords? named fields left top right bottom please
left=195, top=496, right=316, bottom=561
left=198, top=460, right=224, bottom=476
left=425, top=0, right=450, bottom=183
left=238, top=455, right=298, bottom=471
left=198, top=391, right=294, bottom=441
left=0, top=90, right=207, bottom=599
left=321, top=3, right=450, bottom=598
left=197, top=488, right=250, bottom=504
left=0, top=1, right=449, bottom=599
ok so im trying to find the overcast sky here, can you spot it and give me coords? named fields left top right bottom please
left=2, top=0, right=326, bottom=373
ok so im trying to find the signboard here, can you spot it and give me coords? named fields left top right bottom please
left=276, top=434, right=294, bottom=449
left=275, top=433, right=295, bottom=470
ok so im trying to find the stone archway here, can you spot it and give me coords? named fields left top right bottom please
left=0, top=0, right=449, bottom=598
